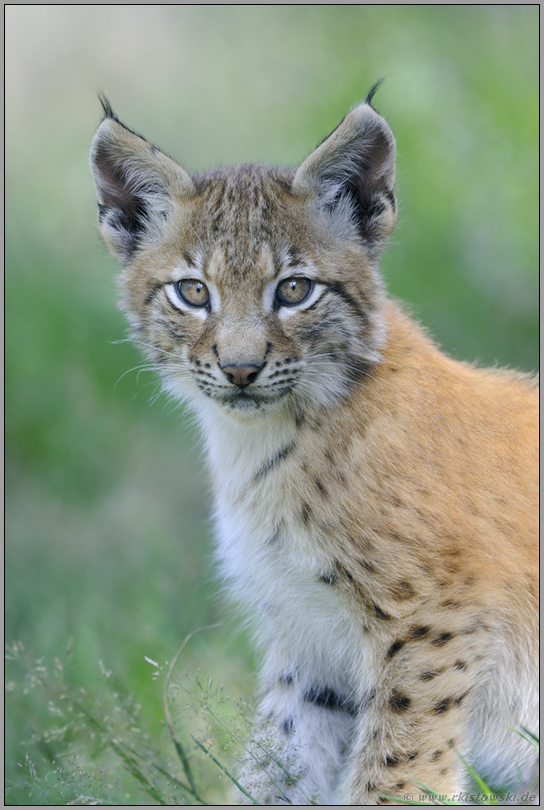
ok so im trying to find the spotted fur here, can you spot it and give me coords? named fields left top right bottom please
left=91, top=94, right=539, bottom=805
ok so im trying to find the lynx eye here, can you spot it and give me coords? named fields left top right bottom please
left=276, top=277, right=313, bottom=307
left=176, top=279, right=210, bottom=308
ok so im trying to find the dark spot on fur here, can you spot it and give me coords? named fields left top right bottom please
left=454, top=690, right=470, bottom=706
left=407, top=751, right=419, bottom=761
left=304, top=685, right=357, bottom=715
left=439, top=767, right=448, bottom=776
left=390, top=580, right=416, bottom=600
left=387, top=640, right=405, bottom=659
left=254, top=442, right=296, bottom=481
left=440, top=599, right=463, bottom=609
left=279, top=673, right=294, bottom=686
left=319, top=572, right=337, bottom=586
left=385, top=754, right=400, bottom=767
left=282, top=717, right=294, bottom=735
left=431, top=750, right=443, bottom=762
left=314, top=477, right=328, bottom=496
left=432, top=632, right=454, bottom=646
left=359, top=559, right=376, bottom=573
left=300, top=502, right=312, bottom=525
left=419, top=669, right=443, bottom=681
left=389, top=690, right=411, bottom=713
left=411, top=625, right=430, bottom=639
left=373, top=604, right=391, bottom=621
left=453, top=660, right=467, bottom=670
left=335, top=561, right=354, bottom=583
left=434, top=697, right=452, bottom=714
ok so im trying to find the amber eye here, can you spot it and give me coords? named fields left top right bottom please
left=276, top=277, right=313, bottom=307
left=176, top=279, right=210, bottom=308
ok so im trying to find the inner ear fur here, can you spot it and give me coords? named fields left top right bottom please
left=90, top=114, right=194, bottom=261
left=292, top=102, right=397, bottom=258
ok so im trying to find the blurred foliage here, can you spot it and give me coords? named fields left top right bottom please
left=5, top=6, right=538, bottom=804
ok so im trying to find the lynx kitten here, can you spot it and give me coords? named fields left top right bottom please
left=91, top=88, right=538, bottom=805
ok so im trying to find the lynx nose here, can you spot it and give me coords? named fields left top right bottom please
left=222, top=364, right=263, bottom=388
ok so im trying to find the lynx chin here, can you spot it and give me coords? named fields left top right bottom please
left=91, top=87, right=538, bottom=805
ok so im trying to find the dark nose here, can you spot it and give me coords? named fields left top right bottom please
left=222, top=364, right=263, bottom=388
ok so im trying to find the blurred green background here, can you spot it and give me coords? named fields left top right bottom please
left=6, top=6, right=538, bottom=804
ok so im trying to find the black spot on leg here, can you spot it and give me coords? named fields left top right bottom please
left=433, top=697, right=452, bottom=714
left=410, top=625, right=430, bottom=639
left=454, top=690, right=470, bottom=706
left=432, top=632, right=454, bottom=646
left=389, top=690, right=411, bottom=713
left=419, top=669, right=443, bottom=681
left=387, top=640, right=405, bottom=659
left=319, top=572, right=337, bottom=586
left=431, top=750, right=443, bottom=762
left=385, top=754, right=400, bottom=767
left=454, top=660, right=467, bottom=670
left=304, top=685, right=357, bottom=715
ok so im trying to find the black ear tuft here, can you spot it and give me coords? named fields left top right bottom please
left=364, top=78, right=386, bottom=110
left=97, top=92, right=117, bottom=122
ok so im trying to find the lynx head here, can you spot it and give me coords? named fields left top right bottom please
left=90, top=90, right=396, bottom=419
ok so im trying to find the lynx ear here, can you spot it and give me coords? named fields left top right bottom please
left=292, top=97, right=396, bottom=258
left=90, top=105, right=195, bottom=262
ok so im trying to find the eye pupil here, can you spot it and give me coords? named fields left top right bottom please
left=276, top=277, right=312, bottom=306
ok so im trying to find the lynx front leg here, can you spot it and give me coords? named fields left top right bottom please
left=344, top=646, right=477, bottom=806
left=236, top=674, right=357, bottom=805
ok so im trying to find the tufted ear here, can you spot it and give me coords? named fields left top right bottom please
left=90, top=100, right=195, bottom=262
left=292, top=90, right=396, bottom=259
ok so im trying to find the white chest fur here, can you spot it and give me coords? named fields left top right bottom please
left=199, top=403, right=368, bottom=698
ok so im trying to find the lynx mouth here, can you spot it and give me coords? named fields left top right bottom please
left=218, top=386, right=292, bottom=414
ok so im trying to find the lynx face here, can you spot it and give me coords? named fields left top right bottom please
left=90, top=97, right=395, bottom=418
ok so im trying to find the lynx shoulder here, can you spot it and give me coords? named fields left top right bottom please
left=91, top=91, right=538, bottom=805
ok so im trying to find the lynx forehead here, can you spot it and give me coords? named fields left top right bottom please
left=91, top=88, right=538, bottom=805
